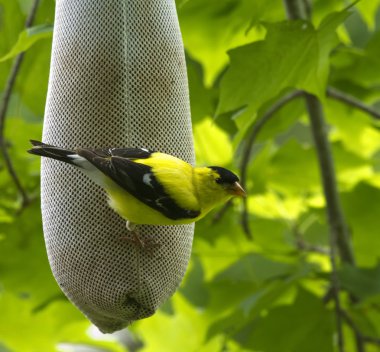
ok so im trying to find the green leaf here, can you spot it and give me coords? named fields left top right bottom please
left=193, top=117, right=234, bottom=166
left=14, top=38, right=52, bottom=117
left=217, top=10, right=349, bottom=117
left=341, top=183, right=380, bottom=266
left=331, top=30, right=380, bottom=87
left=175, top=0, right=190, bottom=8
left=0, top=0, right=25, bottom=89
left=247, top=216, right=295, bottom=254
left=132, top=294, right=223, bottom=352
left=0, top=24, right=53, bottom=62
left=187, top=54, right=216, bottom=124
left=0, top=292, right=125, bottom=352
left=267, top=139, right=321, bottom=194
left=207, top=267, right=312, bottom=341
left=180, top=255, right=209, bottom=308
left=0, top=202, right=59, bottom=307
left=325, top=99, right=380, bottom=159
left=205, top=253, right=297, bottom=314
left=179, top=0, right=283, bottom=84
left=241, top=288, right=334, bottom=352
left=1, top=0, right=380, bottom=349
left=356, top=0, right=380, bottom=30
left=4, top=117, right=43, bottom=194
left=339, top=263, right=380, bottom=300
left=0, top=1, right=24, bottom=57
left=212, top=253, right=295, bottom=285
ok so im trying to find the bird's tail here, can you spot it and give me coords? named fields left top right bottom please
left=28, top=140, right=77, bottom=165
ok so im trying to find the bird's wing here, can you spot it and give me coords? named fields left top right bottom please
left=76, top=147, right=200, bottom=220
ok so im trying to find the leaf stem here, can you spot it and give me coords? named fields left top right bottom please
left=0, top=0, right=40, bottom=210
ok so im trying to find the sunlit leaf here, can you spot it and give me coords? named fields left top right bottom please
left=356, top=0, right=380, bottom=30
left=132, top=294, right=223, bottom=352
left=178, top=0, right=283, bottom=84
left=194, top=117, right=233, bottom=166
left=0, top=24, right=53, bottom=62
left=0, top=292, right=125, bottom=352
left=0, top=202, right=59, bottom=306
left=218, top=10, right=349, bottom=117
left=331, top=30, right=380, bottom=87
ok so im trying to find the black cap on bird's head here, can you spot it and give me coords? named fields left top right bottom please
left=209, top=166, right=246, bottom=197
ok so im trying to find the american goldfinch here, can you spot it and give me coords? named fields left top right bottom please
left=28, top=140, right=245, bottom=230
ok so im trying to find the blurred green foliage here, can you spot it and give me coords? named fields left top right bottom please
left=1, top=0, right=380, bottom=351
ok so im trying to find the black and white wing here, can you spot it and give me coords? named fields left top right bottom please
left=76, top=147, right=200, bottom=220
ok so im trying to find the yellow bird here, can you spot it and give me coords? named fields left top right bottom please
left=28, top=140, right=245, bottom=233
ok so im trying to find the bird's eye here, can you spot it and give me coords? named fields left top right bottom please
left=215, top=178, right=222, bottom=184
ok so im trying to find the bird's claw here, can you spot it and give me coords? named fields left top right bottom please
left=121, top=231, right=161, bottom=255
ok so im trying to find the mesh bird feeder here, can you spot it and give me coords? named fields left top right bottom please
left=41, top=0, right=194, bottom=333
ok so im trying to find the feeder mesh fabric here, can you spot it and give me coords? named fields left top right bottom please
left=41, top=0, right=194, bottom=333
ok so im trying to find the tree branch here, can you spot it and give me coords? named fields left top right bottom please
left=305, top=94, right=355, bottom=265
left=304, top=92, right=362, bottom=338
left=0, top=0, right=40, bottom=210
left=238, top=90, right=303, bottom=239
left=305, top=92, right=349, bottom=352
left=327, top=87, right=380, bottom=120
left=282, top=1, right=357, bottom=350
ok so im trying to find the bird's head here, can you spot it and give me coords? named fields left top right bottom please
left=207, top=166, right=246, bottom=198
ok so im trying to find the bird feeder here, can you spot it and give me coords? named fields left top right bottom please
left=41, top=0, right=194, bottom=333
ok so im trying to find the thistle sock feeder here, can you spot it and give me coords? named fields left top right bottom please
left=41, top=0, right=194, bottom=333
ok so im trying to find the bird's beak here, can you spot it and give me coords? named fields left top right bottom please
left=228, top=181, right=246, bottom=197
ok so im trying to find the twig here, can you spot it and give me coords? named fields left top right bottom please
left=212, top=199, right=233, bottom=224
left=296, top=241, right=329, bottom=254
left=327, top=87, right=380, bottom=120
left=323, top=286, right=335, bottom=305
left=292, top=220, right=330, bottom=255
left=323, top=288, right=366, bottom=352
left=0, top=0, right=40, bottom=210
left=240, top=196, right=251, bottom=238
left=239, top=90, right=303, bottom=239
left=341, top=309, right=380, bottom=348
left=363, top=336, right=380, bottom=346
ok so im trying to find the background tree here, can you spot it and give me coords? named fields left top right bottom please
left=1, top=0, right=380, bottom=351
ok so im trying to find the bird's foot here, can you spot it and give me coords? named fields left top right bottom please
left=126, top=232, right=161, bottom=253
left=121, top=223, right=161, bottom=254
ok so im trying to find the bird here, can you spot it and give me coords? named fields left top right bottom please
left=28, top=140, right=246, bottom=247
